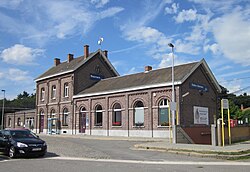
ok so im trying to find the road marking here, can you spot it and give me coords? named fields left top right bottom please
left=45, top=156, right=250, bottom=166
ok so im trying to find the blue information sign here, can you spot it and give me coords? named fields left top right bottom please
left=190, top=82, right=208, bottom=92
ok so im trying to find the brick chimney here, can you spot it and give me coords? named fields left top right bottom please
left=54, top=58, right=60, bottom=66
left=103, top=50, right=108, bottom=58
left=145, top=66, right=152, bottom=72
left=84, top=45, right=89, bottom=59
left=67, top=54, right=74, bottom=63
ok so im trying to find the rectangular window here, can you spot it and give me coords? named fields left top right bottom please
left=95, top=112, right=103, bottom=126
left=51, top=85, right=56, bottom=99
left=64, top=83, right=69, bottom=97
left=134, top=108, right=144, bottom=126
left=112, top=111, right=121, bottom=126
left=41, top=88, right=45, bottom=101
left=159, top=108, right=169, bottom=126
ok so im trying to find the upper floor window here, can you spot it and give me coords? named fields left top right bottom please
left=95, top=105, right=103, bottom=127
left=51, top=85, right=56, bottom=99
left=62, top=108, right=69, bottom=126
left=40, top=88, right=45, bottom=101
left=112, top=103, right=122, bottom=126
left=134, top=101, right=144, bottom=127
left=158, top=98, right=169, bottom=126
left=64, top=83, right=69, bottom=97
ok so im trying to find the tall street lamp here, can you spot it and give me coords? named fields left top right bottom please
left=1, top=89, right=5, bottom=130
left=168, top=43, right=177, bottom=144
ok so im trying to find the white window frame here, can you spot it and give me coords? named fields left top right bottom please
left=52, top=85, right=56, bottom=99
left=112, top=103, right=122, bottom=126
left=95, top=105, right=103, bottom=127
left=158, top=99, right=169, bottom=126
left=62, top=108, right=69, bottom=126
left=134, top=101, right=144, bottom=127
left=64, top=83, right=69, bottom=98
left=41, top=88, right=45, bottom=101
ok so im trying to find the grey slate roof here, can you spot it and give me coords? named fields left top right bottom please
left=76, top=61, right=199, bottom=96
left=36, top=55, right=85, bottom=80
left=35, top=50, right=119, bottom=81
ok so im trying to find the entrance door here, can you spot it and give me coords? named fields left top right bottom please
left=79, top=112, right=86, bottom=133
left=40, top=115, right=44, bottom=133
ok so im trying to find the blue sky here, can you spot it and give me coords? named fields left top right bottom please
left=0, top=0, right=249, bottom=99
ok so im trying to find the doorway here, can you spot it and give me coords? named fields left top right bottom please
left=79, top=112, right=86, bottom=133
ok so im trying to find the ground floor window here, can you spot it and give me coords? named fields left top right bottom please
left=25, top=118, right=34, bottom=130
left=112, top=103, right=121, bottom=126
left=134, top=101, right=144, bottom=126
left=8, top=118, right=12, bottom=127
left=158, top=98, right=169, bottom=126
left=62, top=108, right=69, bottom=126
left=17, top=118, right=21, bottom=126
left=95, top=105, right=103, bottom=126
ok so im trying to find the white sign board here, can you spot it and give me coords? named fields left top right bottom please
left=222, top=99, right=229, bottom=109
left=194, top=106, right=209, bottom=125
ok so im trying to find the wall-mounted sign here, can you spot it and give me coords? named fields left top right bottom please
left=193, top=106, right=209, bottom=125
left=190, top=82, right=208, bottom=92
left=90, top=74, right=104, bottom=80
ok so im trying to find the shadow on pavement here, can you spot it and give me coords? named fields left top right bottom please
left=0, top=151, right=59, bottom=161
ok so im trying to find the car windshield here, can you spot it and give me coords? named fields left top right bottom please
left=10, top=130, right=37, bottom=139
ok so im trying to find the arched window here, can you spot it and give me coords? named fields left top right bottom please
left=62, top=108, right=69, bottom=126
left=51, top=85, right=56, bottom=99
left=64, top=83, right=69, bottom=97
left=112, top=103, right=121, bottom=126
left=8, top=118, right=12, bottom=127
left=50, top=109, right=56, bottom=126
left=17, top=118, right=21, bottom=126
left=40, top=87, right=45, bottom=101
left=158, top=98, right=169, bottom=126
left=134, top=101, right=144, bottom=126
left=95, top=105, right=103, bottom=126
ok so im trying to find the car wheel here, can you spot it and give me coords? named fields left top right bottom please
left=9, top=146, right=16, bottom=158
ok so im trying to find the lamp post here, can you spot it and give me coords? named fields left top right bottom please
left=1, top=89, right=5, bottom=130
left=168, top=43, right=176, bottom=144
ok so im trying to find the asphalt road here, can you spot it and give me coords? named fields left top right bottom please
left=0, top=135, right=250, bottom=172
left=40, top=135, right=219, bottom=162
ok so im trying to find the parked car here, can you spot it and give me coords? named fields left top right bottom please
left=0, top=128, right=47, bottom=158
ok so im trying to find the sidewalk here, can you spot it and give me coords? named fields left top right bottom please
left=134, top=140, right=250, bottom=159
left=40, top=134, right=250, bottom=159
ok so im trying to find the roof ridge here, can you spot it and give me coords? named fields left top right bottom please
left=99, top=60, right=199, bottom=82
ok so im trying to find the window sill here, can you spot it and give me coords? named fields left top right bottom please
left=132, top=126, right=145, bottom=128
left=157, top=125, right=170, bottom=128
left=94, top=126, right=103, bottom=128
left=112, top=126, right=122, bottom=128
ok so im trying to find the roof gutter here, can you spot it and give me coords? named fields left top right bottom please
left=73, top=81, right=182, bottom=99
left=34, top=70, right=74, bottom=82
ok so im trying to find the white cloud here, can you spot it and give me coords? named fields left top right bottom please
left=0, top=44, right=44, bottom=65
left=174, top=39, right=200, bottom=55
left=124, top=67, right=138, bottom=75
left=218, top=69, right=250, bottom=78
left=0, top=0, right=124, bottom=45
left=0, top=72, right=4, bottom=79
left=8, top=68, right=32, bottom=82
left=0, top=0, right=23, bottom=9
left=174, top=9, right=197, bottom=23
left=211, top=10, right=250, bottom=66
left=204, top=43, right=220, bottom=54
left=165, top=3, right=179, bottom=14
left=91, top=0, right=109, bottom=8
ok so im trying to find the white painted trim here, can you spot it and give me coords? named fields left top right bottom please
left=73, top=81, right=181, bottom=99
left=35, top=70, right=74, bottom=82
